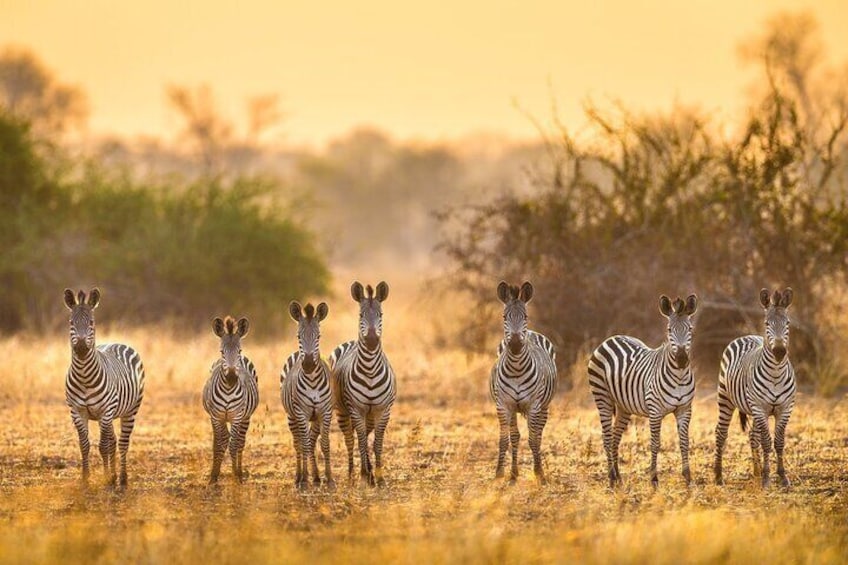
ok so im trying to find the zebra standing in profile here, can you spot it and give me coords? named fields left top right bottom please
left=202, top=316, right=259, bottom=483
left=490, top=281, right=557, bottom=484
left=63, top=288, right=145, bottom=486
left=714, top=288, right=796, bottom=488
left=587, top=294, right=698, bottom=488
left=329, top=281, right=396, bottom=487
left=280, top=301, right=334, bottom=489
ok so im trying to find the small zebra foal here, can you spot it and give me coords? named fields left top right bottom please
left=64, top=288, right=145, bottom=486
left=330, top=281, right=396, bottom=487
left=202, top=316, right=259, bottom=483
left=490, top=281, right=557, bottom=484
left=588, top=294, right=698, bottom=488
left=714, top=288, right=797, bottom=488
left=280, top=301, right=334, bottom=490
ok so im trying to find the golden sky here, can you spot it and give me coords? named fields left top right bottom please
left=2, top=0, right=847, bottom=146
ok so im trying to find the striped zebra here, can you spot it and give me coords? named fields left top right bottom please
left=280, top=301, right=335, bottom=489
left=329, top=281, right=396, bottom=487
left=714, top=288, right=796, bottom=488
left=490, top=281, right=557, bottom=484
left=63, top=288, right=145, bottom=486
left=202, top=316, right=259, bottom=483
left=587, top=294, right=698, bottom=488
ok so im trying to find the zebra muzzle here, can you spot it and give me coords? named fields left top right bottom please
left=773, top=344, right=787, bottom=361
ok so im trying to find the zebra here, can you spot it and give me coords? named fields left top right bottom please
left=714, top=288, right=796, bottom=488
left=587, top=294, right=698, bottom=488
left=329, top=281, right=396, bottom=487
left=490, top=281, right=557, bottom=484
left=280, top=301, right=335, bottom=489
left=202, top=316, right=259, bottom=484
left=63, top=288, right=145, bottom=486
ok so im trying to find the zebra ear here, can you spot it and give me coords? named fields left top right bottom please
left=351, top=281, right=365, bottom=302
left=759, top=289, right=771, bottom=308
left=237, top=317, right=250, bottom=338
left=684, top=294, right=698, bottom=315
left=376, top=281, right=389, bottom=302
left=289, top=301, right=303, bottom=322
left=212, top=317, right=225, bottom=337
left=782, top=288, right=793, bottom=308
left=659, top=295, right=673, bottom=317
left=63, top=289, right=77, bottom=309
left=316, top=302, right=329, bottom=321
left=497, top=281, right=510, bottom=304
left=87, top=288, right=101, bottom=310
left=519, top=281, right=534, bottom=303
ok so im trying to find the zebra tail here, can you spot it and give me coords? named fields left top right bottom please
left=739, top=412, right=748, bottom=432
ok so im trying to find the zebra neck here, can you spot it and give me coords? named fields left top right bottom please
left=355, top=339, right=383, bottom=370
left=760, top=348, right=788, bottom=377
left=70, top=348, right=102, bottom=384
left=660, top=344, right=688, bottom=380
left=502, top=347, right=531, bottom=374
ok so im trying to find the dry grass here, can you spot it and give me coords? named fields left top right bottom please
left=1, top=281, right=846, bottom=564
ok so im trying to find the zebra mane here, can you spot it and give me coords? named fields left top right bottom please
left=77, top=290, right=87, bottom=305
left=672, top=298, right=685, bottom=314
left=223, top=316, right=237, bottom=335
left=304, top=303, right=315, bottom=319
left=365, top=285, right=375, bottom=299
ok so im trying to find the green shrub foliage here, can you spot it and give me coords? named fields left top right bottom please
left=0, top=112, right=328, bottom=333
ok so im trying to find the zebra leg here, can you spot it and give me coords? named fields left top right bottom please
left=309, top=421, right=321, bottom=486
left=70, top=410, right=91, bottom=482
left=674, top=405, right=692, bottom=486
left=337, top=410, right=355, bottom=481
left=229, top=419, right=250, bottom=483
left=509, top=411, right=520, bottom=483
left=714, top=392, right=734, bottom=485
left=591, top=391, right=616, bottom=487
left=752, top=410, right=772, bottom=487
left=373, top=409, right=391, bottom=488
left=209, top=418, right=227, bottom=484
left=321, top=409, right=335, bottom=489
left=117, top=415, right=137, bottom=486
left=774, top=408, right=792, bottom=488
left=648, top=413, right=662, bottom=488
left=528, top=409, right=549, bottom=485
left=98, top=417, right=118, bottom=486
left=287, top=416, right=304, bottom=486
left=495, top=406, right=509, bottom=479
left=748, top=421, right=762, bottom=479
left=350, top=411, right=373, bottom=486
left=610, top=411, right=632, bottom=485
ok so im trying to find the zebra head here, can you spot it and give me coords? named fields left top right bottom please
left=659, top=294, right=698, bottom=369
left=760, top=288, right=793, bottom=362
left=212, top=316, right=250, bottom=384
left=497, top=280, right=533, bottom=355
left=351, top=281, right=388, bottom=352
left=289, top=301, right=328, bottom=374
left=64, top=288, right=100, bottom=357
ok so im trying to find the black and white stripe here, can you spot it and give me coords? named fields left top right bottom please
left=280, top=301, right=334, bottom=489
left=63, top=288, right=145, bottom=486
left=329, top=281, right=396, bottom=487
left=202, top=316, right=259, bottom=483
left=490, top=281, right=557, bottom=484
left=714, top=288, right=796, bottom=488
left=588, top=294, right=698, bottom=487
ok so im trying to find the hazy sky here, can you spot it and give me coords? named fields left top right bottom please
left=2, top=1, right=847, bottom=147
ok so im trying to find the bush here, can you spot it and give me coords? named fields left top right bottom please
left=0, top=113, right=329, bottom=334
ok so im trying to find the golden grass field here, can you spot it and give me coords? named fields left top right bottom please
left=1, top=284, right=846, bottom=564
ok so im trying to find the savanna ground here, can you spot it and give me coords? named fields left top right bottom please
left=1, top=281, right=846, bottom=564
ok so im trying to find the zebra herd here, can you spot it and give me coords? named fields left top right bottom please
left=63, top=280, right=796, bottom=489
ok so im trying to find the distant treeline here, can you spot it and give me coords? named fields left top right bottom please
left=0, top=113, right=328, bottom=333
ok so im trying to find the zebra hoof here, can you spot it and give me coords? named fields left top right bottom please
left=119, top=473, right=128, bottom=487
left=325, top=478, right=337, bottom=491
left=682, top=470, right=691, bottom=487
left=651, top=476, right=659, bottom=489
left=761, top=476, right=771, bottom=488
left=495, top=468, right=505, bottom=479
left=779, top=474, right=790, bottom=488
left=376, top=477, right=386, bottom=488
left=715, top=474, right=724, bottom=486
